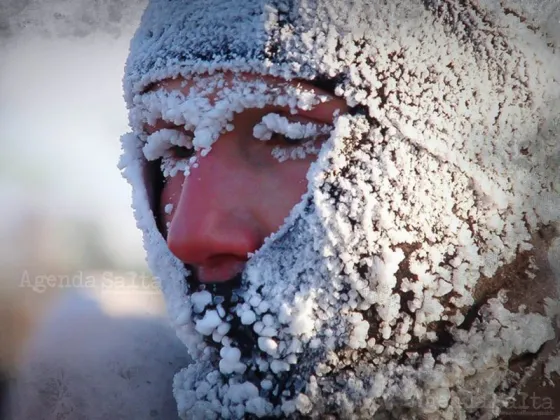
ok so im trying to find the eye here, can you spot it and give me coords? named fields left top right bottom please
left=270, top=132, right=311, bottom=145
left=169, top=145, right=195, bottom=159
left=254, top=113, right=332, bottom=147
left=143, top=128, right=194, bottom=162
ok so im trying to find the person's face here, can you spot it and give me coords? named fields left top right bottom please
left=145, top=73, right=348, bottom=284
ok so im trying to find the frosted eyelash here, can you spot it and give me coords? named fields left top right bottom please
left=253, top=113, right=333, bottom=162
left=142, top=128, right=194, bottom=161
left=142, top=128, right=197, bottom=178
left=160, top=155, right=199, bottom=178
left=253, top=113, right=332, bottom=141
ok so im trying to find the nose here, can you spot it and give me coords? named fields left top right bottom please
left=165, top=139, right=263, bottom=283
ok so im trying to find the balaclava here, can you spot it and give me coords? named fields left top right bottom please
left=120, top=0, right=560, bottom=418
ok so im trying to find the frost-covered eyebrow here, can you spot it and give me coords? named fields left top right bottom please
left=140, top=74, right=349, bottom=133
left=142, top=100, right=347, bottom=135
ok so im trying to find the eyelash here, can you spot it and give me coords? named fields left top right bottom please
left=268, top=131, right=327, bottom=147
left=145, top=116, right=330, bottom=164
left=168, top=145, right=195, bottom=159
left=165, top=132, right=317, bottom=162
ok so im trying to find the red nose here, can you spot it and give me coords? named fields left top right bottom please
left=165, top=140, right=263, bottom=283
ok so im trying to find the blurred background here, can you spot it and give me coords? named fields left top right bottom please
left=0, top=0, right=173, bottom=393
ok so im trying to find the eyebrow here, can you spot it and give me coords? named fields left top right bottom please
left=142, top=79, right=347, bottom=133
left=143, top=104, right=339, bottom=135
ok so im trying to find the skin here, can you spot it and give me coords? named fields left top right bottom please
left=144, top=72, right=348, bottom=283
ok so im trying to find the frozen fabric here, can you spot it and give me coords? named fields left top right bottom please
left=120, top=1, right=560, bottom=418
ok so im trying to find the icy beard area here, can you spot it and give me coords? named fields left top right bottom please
left=119, top=0, right=560, bottom=418
left=121, top=110, right=556, bottom=419
left=163, top=114, right=555, bottom=420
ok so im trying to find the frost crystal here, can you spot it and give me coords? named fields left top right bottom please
left=120, top=0, right=560, bottom=418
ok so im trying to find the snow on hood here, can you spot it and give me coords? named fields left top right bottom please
left=119, top=0, right=560, bottom=418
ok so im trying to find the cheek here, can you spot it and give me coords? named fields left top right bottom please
left=275, top=159, right=312, bottom=195
left=259, top=157, right=314, bottom=228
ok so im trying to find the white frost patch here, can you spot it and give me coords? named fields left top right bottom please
left=194, top=310, right=222, bottom=336
left=258, top=337, right=278, bottom=356
left=191, top=290, right=212, bottom=314
left=288, top=294, right=316, bottom=338
left=253, top=113, right=331, bottom=141
left=270, top=360, right=290, bottom=374
left=219, top=347, right=247, bottom=375
left=240, top=309, right=257, bottom=325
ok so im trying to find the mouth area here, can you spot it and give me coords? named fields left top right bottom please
left=187, top=264, right=243, bottom=297
left=186, top=266, right=258, bottom=355
left=184, top=265, right=308, bottom=409
left=195, top=258, right=247, bottom=283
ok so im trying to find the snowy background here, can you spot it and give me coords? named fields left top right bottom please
left=0, top=0, right=148, bottom=272
left=0, top=0, right=156, bottom=374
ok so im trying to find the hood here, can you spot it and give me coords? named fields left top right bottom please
left=119, top=0, right=560, bottom=418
